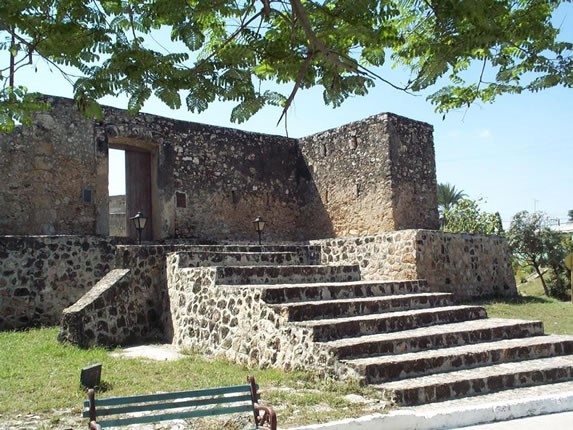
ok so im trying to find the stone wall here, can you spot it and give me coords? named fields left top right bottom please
left=0, top=235, right=117, bottom=329
left=0, top=100, right=100, bottom=235
left=99, top=106, right=306, bottom=242
left=414, top=231, right=516, bottom=299
left=1, top=97, right=440, bottom=241
left=113, top=244, right=194, bottom=343
left=298, top=113, right=439, bottom=237
left=312, top=230, right=516, bottom=300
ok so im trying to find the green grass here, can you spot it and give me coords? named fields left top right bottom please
left=471, top=277, right=573, bottom=335
left=0, top=328, right=389, bottom=428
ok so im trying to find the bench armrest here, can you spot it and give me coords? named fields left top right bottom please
left=253, top=403, right=277, bottom=430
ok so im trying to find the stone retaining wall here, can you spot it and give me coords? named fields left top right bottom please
left=312, top=230, right=516, bottom=299
left=0, top=235, right=117, bottom=329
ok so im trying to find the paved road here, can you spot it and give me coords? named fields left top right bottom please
left=458, top=411, right=573, bottom=429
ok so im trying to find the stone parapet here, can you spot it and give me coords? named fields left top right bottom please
left=312, top=230, right=516, bottom=300
left=414, top=230, right=515, bottom=298
left=1, top=97, right=441, bottom=242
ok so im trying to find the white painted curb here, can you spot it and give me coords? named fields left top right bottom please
left=287, top=390, right=573, bottom=430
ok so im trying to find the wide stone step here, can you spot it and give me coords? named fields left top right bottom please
left=214, top=264, right=360, bottom=285
left=323, top=318, right=545, bottom=360
left=260, top=280, right=430, bottom=304
left=375, top=354, right=573, bottom=406
left=184, top=251, right=306, bottom=267
left=273, top=293, right=453, bottom=321
left=296, top=305, right=487, bottom=342
left=346, top=335, right=573, bottom=384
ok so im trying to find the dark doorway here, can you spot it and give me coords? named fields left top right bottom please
left=126, top=150, right=153, bottom=242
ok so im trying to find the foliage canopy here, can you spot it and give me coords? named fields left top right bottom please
left=442, top=198, right=504, bottom=235
left=0, top=0, right=572, bottom=131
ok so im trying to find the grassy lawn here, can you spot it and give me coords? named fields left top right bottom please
left=0, top=327, right=388, bottom=428
left=472, top=278, right=573, bottom=335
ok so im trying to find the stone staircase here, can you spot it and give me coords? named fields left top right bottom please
left=173, top=245, right=573, bottom=406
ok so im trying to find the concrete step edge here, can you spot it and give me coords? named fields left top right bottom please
left=321, top=318, right=544, bottom=349
left=294, top=305, right=485, bottom=328
left=270, top=293, right=452, bottom=308
left=377, top=355, right=573, bottom=391
left=344, top=335, right=573, bottom=367
left=287, top=381, right=573, bottom=430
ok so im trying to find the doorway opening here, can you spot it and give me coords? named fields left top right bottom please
left=108, top=139, right=157, bottom=242
left=108, top=148, right=127, bottom=237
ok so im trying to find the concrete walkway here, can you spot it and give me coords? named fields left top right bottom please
left=460, top=410, right=573, bottom=429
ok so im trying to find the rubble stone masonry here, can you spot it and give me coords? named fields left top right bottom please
left=1, top=96, right=438, bottom=241
left=0, top=235, right=117, bottom=329
left=312, top=230, right=516, bottom=300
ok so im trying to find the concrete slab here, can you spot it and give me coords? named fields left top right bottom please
left=110, top=344, right=186, bottom=361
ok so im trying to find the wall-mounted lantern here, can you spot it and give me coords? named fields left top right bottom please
left=253, top=216, right=265, bottom=245
left=130, top=211, right=147, bottom=245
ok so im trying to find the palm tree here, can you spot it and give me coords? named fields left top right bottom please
left=437, top=182, right=467, bottom=213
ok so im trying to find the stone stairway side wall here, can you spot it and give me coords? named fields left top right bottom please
left=312, top=230, right=516, bottom=300
left=58, top=269, right=148, bottom=347
left=312, top=230, right=419, bottom=280
left=166, top=253, right=337, bottom=373
left=114, top=244, right=257, bottom=343
left=414, top=230, right=516, bottom=299
left=0, top=235, right=118, bottom=330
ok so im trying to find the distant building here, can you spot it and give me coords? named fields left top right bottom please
left=550, top=222, right=573, bottom=234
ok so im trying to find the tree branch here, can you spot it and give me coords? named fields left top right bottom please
left=277, top=52, right=314, bottom=125
left=289, top=0, right=356, bottom=72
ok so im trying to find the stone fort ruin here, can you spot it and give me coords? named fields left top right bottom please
left=2, top=96, right=572, bottom=406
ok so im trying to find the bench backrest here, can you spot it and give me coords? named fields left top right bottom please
left=83, top=383, right=258, bottom=428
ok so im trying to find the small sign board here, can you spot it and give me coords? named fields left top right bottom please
left=565, top=254, right=573, bottom=271
left=80, top=363, right=102, bottom=389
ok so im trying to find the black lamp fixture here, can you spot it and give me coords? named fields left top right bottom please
left=130, top=211, right=147, bottom=245
left=253, top=216, right=265, bottom=245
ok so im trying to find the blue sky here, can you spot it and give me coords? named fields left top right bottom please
left=5, top=4, right=573, bottom=227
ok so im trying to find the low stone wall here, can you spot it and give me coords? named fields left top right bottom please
left=59, top=269, right=142, bottom=347
left=0, top=235, right=117, bottom=329
left=166, top=253, right=334, bottom=372
left=314, top=230, right=419, bottom=280
left=414, top=231, right=516, bottom=299
left=312, top=230, right=516, bottom=300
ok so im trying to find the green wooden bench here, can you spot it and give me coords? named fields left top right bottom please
left=83, top=376, right=277, bottom=429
